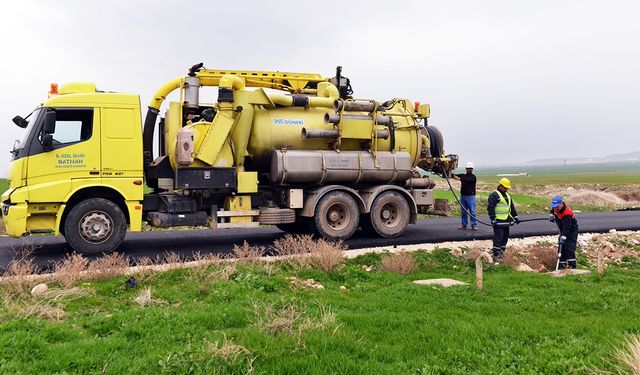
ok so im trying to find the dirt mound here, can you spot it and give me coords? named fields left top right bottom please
left=517, top=184, right=639, bottom=208
left=561, top=189, right=630, bottom=206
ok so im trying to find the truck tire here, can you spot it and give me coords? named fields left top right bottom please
left=63, top=198, right=127, bottom=254
left=363, top=191, right=410, bottom=238
left=259, top=208, right=295, bottom=224
left=313, top=191, right=359, bottom=241
left=425, top=126, right=444, bottom=158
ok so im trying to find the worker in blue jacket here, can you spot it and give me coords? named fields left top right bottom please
left=487, top=178, right=519, bottom=260
left=549, top=196, right=579, bottom=269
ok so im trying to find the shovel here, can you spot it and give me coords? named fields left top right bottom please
left=555, top=239, right=563, bottom=272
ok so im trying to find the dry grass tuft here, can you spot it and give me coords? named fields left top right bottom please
left=272, top=235, right=318, bottom=270
left=20, top=302, right=68, bottom=321
left=531, top=245, right=559, bottom=270
left=53, top=253, right=89, bottom=288
left=133, top=256, right=156, bottom=284
left=615, top=334, right=640, bottom=375
left=501, top=248, right=527, bottom=268
left=272, top=235, right=345, bottom=272
left=185, top=254, right=226, bottom=282
left=380, top=252, right=417, bottom=275
left=205, top=335, right=255, bottom=373
left=2, top=249, right=38, bottom=297
left=252, top=300, right=302, bottom=335
left=163, top=251, right=182, bottom=265
left=502, top=244, right=557, bottom=271
left=88, top=252, right=129, bottom=280
left=233, top=241, right=266, bottom=266
left=251, top=300, right=339, bottom=337
left=134, top=287, right=166, bottom=307
left=3, top=287, right=94, bottom=322
left=209, top=264, right=237, bottom=282
left=310, top=239, right=345, bottom=273
left=191, top=252, right=224, bottom=263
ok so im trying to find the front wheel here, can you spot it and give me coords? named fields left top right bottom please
left=313, top=191, right=360, bottom=241
left=63, top=198, right=127, bottom=254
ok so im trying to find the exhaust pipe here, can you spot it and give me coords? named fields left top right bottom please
left=324, top=113, right=393, bottom=126
left=301, top=127, right=390, bottom=140
left=333, top=99, right=377, bottom=113
left=301, top=128, right=339, bottom=139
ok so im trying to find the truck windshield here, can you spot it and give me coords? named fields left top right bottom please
left=15, top=108, right=41, bottom=150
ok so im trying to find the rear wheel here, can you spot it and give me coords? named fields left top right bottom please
left=364, top=191, right=410, bottom=237
left=63, top=198, right=127, bottom=254
left=313, top=191, right=359, bottom=241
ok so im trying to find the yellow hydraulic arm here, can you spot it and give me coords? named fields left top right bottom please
left=143, top=64, right=331, bottom=168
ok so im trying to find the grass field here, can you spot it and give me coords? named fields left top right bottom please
left=1, top=249, right=639, bottom=374
left=474, top=162, right=640, bottom=185
left=433, top=190, right=606, bottom=218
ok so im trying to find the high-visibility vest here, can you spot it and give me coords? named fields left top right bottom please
left=494, top=190, right=512, bottom=220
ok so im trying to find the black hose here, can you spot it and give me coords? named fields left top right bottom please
left=442, top=173, right=549, bottom=227
left=443, top=173, right=494, bottom=227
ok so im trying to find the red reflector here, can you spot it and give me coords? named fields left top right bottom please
left=135, top=205, right=142, bottom=210
left=50, top=83, right=59, bottom=95
left=133, top=180, right=142, bottom=185
left=414, top=101, right=420, bottom=112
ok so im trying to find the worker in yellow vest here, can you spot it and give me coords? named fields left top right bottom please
left=487, top=178, right=520, bottom=260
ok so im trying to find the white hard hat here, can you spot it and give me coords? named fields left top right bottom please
left=465, top=162, right=474, bottom=169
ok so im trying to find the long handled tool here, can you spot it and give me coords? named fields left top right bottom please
left=555, top=239, right=563, bottom=271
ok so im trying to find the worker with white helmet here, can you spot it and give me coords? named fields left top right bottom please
left=487, top=178, right=520, bottom=260
left=453, top=161, right=478, bottom=230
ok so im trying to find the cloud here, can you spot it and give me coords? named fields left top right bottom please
left=0, top=0, right=638, bottom=177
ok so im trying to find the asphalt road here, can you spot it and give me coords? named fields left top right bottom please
left=1, top=211, right=639, bottom=270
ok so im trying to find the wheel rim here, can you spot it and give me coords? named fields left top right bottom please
left=378, top=202, right=401, bottom=228
left=78, top=210, right=113, bottom=244
left=325, top=202, right=351, bottom=231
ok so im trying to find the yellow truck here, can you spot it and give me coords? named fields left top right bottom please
left=3, top=64, right=457, bottom=254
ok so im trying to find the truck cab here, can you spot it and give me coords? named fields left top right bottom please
left=2, top=83, right=144, bottom=253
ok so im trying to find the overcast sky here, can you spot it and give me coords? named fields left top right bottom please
left=0, top=0, right=638, bottom=176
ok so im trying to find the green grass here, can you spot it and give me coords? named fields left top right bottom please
left=433, top=190, right=605, bottom=217
left=0, top=178, right=8, bottom=193
left=474, top=163, right=640, bottom=185
left=1, top=251, right=639, bottom=374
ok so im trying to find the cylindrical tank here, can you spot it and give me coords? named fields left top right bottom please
left=183, top=76, right=200, bottom=110
left=246, top=106, right=421, bottom=171
left=270, top=150, right=414, bottom=185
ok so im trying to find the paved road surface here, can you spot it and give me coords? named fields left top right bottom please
left=1, top=211, right=638, bottom=270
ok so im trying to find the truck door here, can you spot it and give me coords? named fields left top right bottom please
left=25, top=107, right=101, bottom=202
left=100, top=106, right=143, bottom=175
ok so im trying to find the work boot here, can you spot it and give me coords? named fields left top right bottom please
left=492, top=247, right=503, bottom=261
left=471, top=225, right=477, bottom=230
left=458, top=225, right=467, bottom=230
left=567, top=259, right=577, bottom=269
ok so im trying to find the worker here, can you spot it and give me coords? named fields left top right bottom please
left=549, top=196, right=579, bottom=269
left=452, top=161, right=477, bottom=230
left=487, top=178, right=520, bottom=260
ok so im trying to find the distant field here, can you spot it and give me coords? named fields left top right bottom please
left=473, top=162, right=640, bottom=185
left=0, top=178, right=8, bottom=193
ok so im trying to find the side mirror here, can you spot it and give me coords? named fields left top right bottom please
left=43, top=110, right=56, bottom=134
left=41, top=133, right=53, bottom=151
left=12, top=116, right=28, bottom=128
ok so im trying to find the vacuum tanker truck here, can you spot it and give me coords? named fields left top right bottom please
left=3, top=64, right=458, bottom=254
